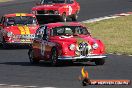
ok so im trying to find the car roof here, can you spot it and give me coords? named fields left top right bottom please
left=4, top=13, right=36, bottom=18
left=44, top=22, right=85, bottom=29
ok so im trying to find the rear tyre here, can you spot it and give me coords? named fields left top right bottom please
left=28, top=48, right=39, bottom=64
left=95, top=58, right=105, bottom=65
left=1, top=38, right=10, bottom=49
left=51, top=48, right=59, bottom=66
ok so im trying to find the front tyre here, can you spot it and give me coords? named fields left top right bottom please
left=28, top=48, right=39, bottom=64
left=71, top=14, right=78, bottom=21
left=1, top=38, right=10, bottom=49
left=95, top=58, right=105, bottom=65
left=61, top=13, right=67, bottom=22
left=51, top=48, right=59, bottom=66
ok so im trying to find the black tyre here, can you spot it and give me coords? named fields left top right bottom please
left=51, top=48, right=59, bottom=66
left=95, top=58, right=105, bottom=65
left=1, top=38, right=10, bottom=49
left=61, top=13, right=67, bottom=22
left=28, top=49, right=39, bottom=64
left=71, top=14, right=78, bottom=21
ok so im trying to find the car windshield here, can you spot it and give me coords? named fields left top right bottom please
left=40, top=0, right=65, bottom=4
left=6, top=16, right=37, bottom=26
left=51, top=26, right=90, bottom=36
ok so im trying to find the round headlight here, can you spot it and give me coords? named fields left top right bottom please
left=92, top=43, right=98, bottom=49
left=69, top=44, right=76, bottom=50
left=7, top=32, right=13, bottom=37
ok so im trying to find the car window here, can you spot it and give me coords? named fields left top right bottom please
left=66, top=0, right=74, bottom=4
left=35, top=26, right=46, bottom=39
left=6, top=16, right=37, bottom=26
left=40, top=0, right=65, bottom=4
left=51, top=26, right=90, bottom=36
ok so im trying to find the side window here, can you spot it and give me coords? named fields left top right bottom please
left=35, top=26, right=46, bottom=39
left=42, top=27, right=49, bottom=40
left=66, top=0, right=74, bottom=4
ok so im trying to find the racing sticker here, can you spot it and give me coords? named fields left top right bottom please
left=18, top=26, right=30, bottom=35
left=41, top=41, right=45, bottom=56
left=16, top=13, right=26, bottom=16
left=68, top=6, right=72, bottom=15
left=18, top=26, right=25, bottom=34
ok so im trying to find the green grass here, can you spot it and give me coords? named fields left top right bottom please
left=0, top=0, right=13, bottom=2
left=84, top=15, right=132, bottom=55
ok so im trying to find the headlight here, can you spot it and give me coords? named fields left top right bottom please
left=54, top=10, right=59, bottom=14
left=69, top=44, right=76, bottom=50
left=92, top=43, right=98, bottom=49
left=7, top=32, right=13, bottom=37
left=32, top=11, right=37, bottom=14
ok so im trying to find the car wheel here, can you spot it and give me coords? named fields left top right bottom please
left=95, top=58, right=105, bottom=65
left=51, top=48, right=59, bottom=66
left=72, top=13, right=78, bottom=21
left=61, top=13, right=67, bottom=22
left=1, top=38, right=10, bottom=49
left=28, top=49, right=39, bottom=64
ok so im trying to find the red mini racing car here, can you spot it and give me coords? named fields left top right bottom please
left=28, top=22, right=107, bottom=66
left=32, top=0, right=80, bottom=23
left=0, top=13, right=39, bottom=48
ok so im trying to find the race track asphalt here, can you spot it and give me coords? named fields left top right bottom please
left=0, top=0, right=132, bottom=88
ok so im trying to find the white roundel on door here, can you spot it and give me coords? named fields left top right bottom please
left=41, top=41, right=45, bottom=56
left=68, top=6, right=72, bottom=15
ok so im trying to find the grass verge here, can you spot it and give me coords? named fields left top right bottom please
left=84, top=15, right=132, bottom=55
left=0, top=0, right=14, bottom=2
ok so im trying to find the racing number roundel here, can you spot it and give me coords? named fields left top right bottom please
left=41, top=41, right=45, bottom=56
left=68, top=6, right=72, bottom=15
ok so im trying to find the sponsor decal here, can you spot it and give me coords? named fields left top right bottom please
left=16, top=13, right=26, bottom=16
left=23, top=26, right=30, bottom=34
left=79, top=67, right=131, bottom=86
left=18, top=26, right=30, bottom=35
left=18, top=26, right=25, bottom=35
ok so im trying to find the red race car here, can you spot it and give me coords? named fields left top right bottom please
left=28, top=22, right=107, bottom=66
left=31, top=0, right=80, bottom=23
left=0, top=13, right=39, bottom=48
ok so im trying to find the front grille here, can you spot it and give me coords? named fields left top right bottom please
left=78, top=42, right=89, bottom=56
left=37, top=11, right=45, bottom=14
left=37, top=10, right=55, bottom=14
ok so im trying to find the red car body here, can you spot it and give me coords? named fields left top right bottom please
left=31, top=0, right=80, bottom=23
left=0, top=13, right=39, bottom=48
left=28, top=22, right=106, bottom=66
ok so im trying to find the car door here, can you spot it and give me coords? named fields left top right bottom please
left=40, top=26, right=53, bottom=61
left=33, top=26, right=46, bottom=59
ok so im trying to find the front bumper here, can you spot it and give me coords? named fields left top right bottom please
left=58, top=54, right=107, bottom=62
left=36, top=14, right=62, bottom=24
left=5, top=39, right=33, bottom=45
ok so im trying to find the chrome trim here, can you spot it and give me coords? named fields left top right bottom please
left=58, top=55, right=107, bottom=60
left=36, top=14, right=60, bottom=16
